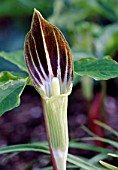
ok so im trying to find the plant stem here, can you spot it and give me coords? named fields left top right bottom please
left=42, top=99, right=57, bottom=170
left=42, top=95, right=68, bottom=170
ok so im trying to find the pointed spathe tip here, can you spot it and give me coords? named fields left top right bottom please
left=33, top=8, right=43, bottom=18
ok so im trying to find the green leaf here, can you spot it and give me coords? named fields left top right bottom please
left=0, top=143, right=102, bottom=170
left=80, top=137, right=118, bottom=149
left=41, top=165, right=78, bottom=170
left=100, top=160, right=118, bottom=170
left=94, top=120, right=118, bottom=137
left=0, top=71, right=27, bottom=116
left=80, top=126, right=118, bottom=149
left=74, top=57, right=118, bottom=80
left=68, top=154, right=101, bottom=170
left=0, top=51, right=27, bottom=72
left=0, top=143, right=49, bottom=155
left=69, top=142, right=110, bottom=153
left=89, top=153, right=109, bottom=165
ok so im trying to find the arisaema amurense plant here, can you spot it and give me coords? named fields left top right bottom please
left=24, top=9, right=73, bottom=170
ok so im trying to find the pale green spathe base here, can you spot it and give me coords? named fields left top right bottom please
left=44, top=94, right=68, bottom=170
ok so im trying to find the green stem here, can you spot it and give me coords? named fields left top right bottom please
left=101, top=80, right=107, bottom=122
left=42, top=95, right=68, bottom=170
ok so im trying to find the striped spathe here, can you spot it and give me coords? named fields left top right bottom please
left=24, top=9, right=73, bottom=98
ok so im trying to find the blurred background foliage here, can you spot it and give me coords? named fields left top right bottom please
left=0, top=0, right=118, bottom=57
left=49, top=0, right=118, bottom=59
left=0, top=0, right=53, bottom=17
left=0, top=0, right=118, bottom=169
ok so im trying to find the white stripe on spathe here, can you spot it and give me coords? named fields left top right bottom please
left=31, top=33, right=48, bottom=81
left=25, top=51, right=44, bottom=91
left=38, top=12, right=53, bottom=81
left=28, top=36, right=51, bottom=97
left=53, top=30, right=62, bottom=92
left=63, top=47, right=68, bottom=93
left=27, top=37, right=46, bottom=86
left=38, top=12, right=54, bottom=96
